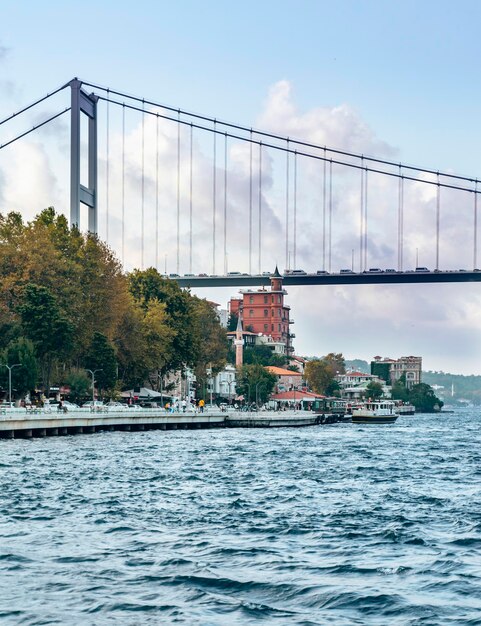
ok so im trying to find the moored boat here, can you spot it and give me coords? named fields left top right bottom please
left=351, top=400, right=399, bottom=424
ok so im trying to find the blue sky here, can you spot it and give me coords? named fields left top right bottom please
left=1, top=0, right=481, bottom=375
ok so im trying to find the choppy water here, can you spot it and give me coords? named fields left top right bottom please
left=1, top=410, right=481, bottom=625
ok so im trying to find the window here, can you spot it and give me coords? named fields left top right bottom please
left=264, top=324, right=268, bottom=331
left=249, top=309, right=254, bottom=317
left=264, top=295, right=268, bottom=304
left=278, top=323, right=281, bottom=332
left=271, top=309, right=274, bottom=316
left=264, top=309, right=268, bottom=317
left=249, top=296, right=254, bottom=304
left=271, top=324, right=274, bottom=331
left=278, top=308, right=281, bottom=316
left=271, top=296, right=274, bottom=303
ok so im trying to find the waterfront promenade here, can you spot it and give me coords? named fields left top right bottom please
left=0, top=407, right=329, bottom=438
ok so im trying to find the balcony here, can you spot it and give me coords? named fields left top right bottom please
left=289, top=318, right=295, bottom=324
left=289, top=333, right=296, bottom=339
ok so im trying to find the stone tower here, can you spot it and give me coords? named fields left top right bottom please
left=235, top=310, right=244, bottom=367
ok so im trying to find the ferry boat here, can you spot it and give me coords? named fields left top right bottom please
left=351, top=400, right=399, bottom=424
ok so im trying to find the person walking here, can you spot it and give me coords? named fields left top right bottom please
left=199, top=398, right=205, bottom=413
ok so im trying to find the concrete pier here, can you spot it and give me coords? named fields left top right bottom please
left=0, top=406, right=344, bottom=440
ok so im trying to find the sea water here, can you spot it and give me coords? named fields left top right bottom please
left=1, top=410, right=480, bottom=625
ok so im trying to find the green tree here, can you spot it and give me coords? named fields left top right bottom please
left=236, top=364, right=276, bottom=405
left=304, top=359, right=333, bottom=395
left=65, top=368, right=91, bottom=404
left=227, top=311, right=238, bottom=331
left=364, top=380, right=384, bottom=399
left=0, top=338, right=38, bottom=399
left=129, top=268, right=198, bottom=372
left=408, top=383, right=443, bottom=412
left=85, top=332, right=118, bottom=394
left=391, top=375, right=409, bottom=402
left=18, top=284, right=74, bottom=392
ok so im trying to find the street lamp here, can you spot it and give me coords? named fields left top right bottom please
left=1, top=363, right=21, bottom=405
left=255, top=382, right=265, bottom=408
left=245, top=382, right=251, bottom=409
left=85, top=369, right=102, bottom=404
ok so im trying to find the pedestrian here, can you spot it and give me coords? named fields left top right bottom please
left=199, top=398, right=205, bottom=413
left=181, top=398, right=187, bottom=412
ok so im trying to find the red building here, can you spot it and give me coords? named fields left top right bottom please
left=228, top=267, right=294, bottom=354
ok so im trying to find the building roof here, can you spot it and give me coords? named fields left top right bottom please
left=266, top=366, right=302, bottom=377
left=343, top=371, right=372, bottom=377
left=271, top=390, right=324, bottom=400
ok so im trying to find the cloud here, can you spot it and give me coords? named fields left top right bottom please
left=0, top=79, right=480, bottom=373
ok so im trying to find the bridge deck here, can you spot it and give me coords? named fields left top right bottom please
left=176, top=271, right=481, bottom=288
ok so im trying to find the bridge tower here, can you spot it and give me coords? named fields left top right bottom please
left=70, top=78, right=99, bottom=233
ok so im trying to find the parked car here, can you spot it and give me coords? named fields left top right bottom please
left=61, top=401, right=79, bottom=410
left=82, top=400, right=104, bottom=409
left=106, top=401, right=128, bottom=411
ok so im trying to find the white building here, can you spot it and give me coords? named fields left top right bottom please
left=212, top=364, right=237, bottom=401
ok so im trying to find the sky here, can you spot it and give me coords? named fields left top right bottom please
left=1, top=0, right=481, bottom=375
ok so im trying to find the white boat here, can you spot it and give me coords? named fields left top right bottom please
left=351, top=400, right=399, bottom=424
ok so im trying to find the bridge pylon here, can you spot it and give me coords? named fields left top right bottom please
left=70, top=78, right=99, bottom=233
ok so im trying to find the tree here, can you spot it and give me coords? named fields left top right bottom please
left=129, top=268, right=198, bottom=372
left=304, top=359, right=333, bottom=395
left=18, top=284, right=74, bottom=392
left=65, top=368, right=91, bottom=404
left=242, top=344, right=287, bottom=367
left=227, top=311, right=238, bottom=331
left=0, top=338, right=38, bottom=399
left=364, top=380, right=384, bottom=400
left=236, top=364, right=276, bottom=405
left=85, top=332, right=118, bottom=394
left=408, top=383, right=443, bottom=412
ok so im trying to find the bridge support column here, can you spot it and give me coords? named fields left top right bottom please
left=70, top=79, right=99, bottom=233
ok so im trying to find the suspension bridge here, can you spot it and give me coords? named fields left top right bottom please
left=1, top=77, right=480, bottom=287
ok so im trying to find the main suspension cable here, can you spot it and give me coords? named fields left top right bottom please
left=83, top=80, right=480, bottom=186
left=0, top=82, right=69, bottom=127
left=0, top=108, right=70, bottom=150
left=94, top=96, right=480, bottom=195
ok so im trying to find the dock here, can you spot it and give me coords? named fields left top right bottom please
left=0, top=407, right=344, bottom=439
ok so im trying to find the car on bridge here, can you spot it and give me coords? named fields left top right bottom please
left=284, top=269, right=307, bottom=275
left=340, top=269, right=355, bottom=274
left=316, top=270, right=330, bottom=275
left=227, top=271, right=242, bottom=275
left=415, top=267, right=430, bottom=272
left=364, top=268, right=384, bottom=273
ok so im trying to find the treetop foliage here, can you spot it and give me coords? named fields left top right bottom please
left=0, top=208, right=228, bottom=399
